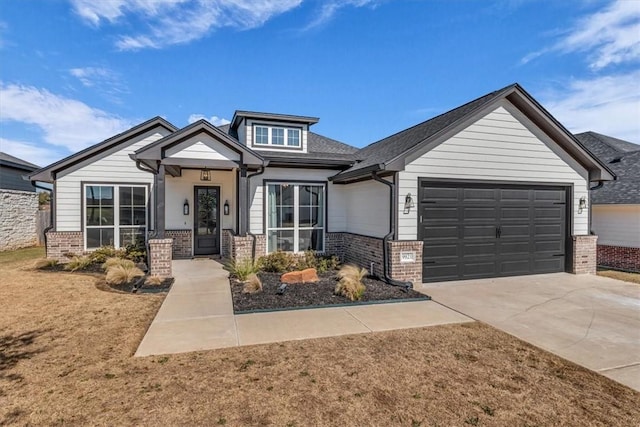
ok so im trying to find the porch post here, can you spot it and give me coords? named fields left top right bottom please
left=156, top=163, right=166, bottom=238
left=238, top=166, right=248, bottom=236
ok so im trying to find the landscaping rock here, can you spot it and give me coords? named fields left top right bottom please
left=281, top=268, right=319, bottom=284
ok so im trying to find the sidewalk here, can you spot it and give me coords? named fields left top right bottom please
left=135, top=259, right=472, bottom=357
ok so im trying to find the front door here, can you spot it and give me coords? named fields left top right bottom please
left=194, top=186, right=220, bottom=256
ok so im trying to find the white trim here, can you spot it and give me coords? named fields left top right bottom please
left=253, top=125, right=301, bottom=148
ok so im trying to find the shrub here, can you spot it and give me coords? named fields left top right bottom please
left=334, top=264, right=367, bottom=301
left=88, top=246, right=125, bottom=264
left=259, top=251, right=297, bottom=273
left=226, top=258, right=261, bottom=281
left=34, top=258, right=58, bottom=269
left=123, top=238, right=147, bottom=263
left=296, top=250, right=318, bottom=270
left=145, top=275, right=163, bottom=286
left=317, top=255, right=340, bottom=273
left=106, top=263, right=145, bottom=285
left=102, top=257, right=134, bottom=271
left=242, top=273, right=262, bottom=294
left=64, top=256, right=93, bottom=272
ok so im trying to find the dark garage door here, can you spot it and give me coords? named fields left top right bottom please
left=419, top=180, right=568, bottom=282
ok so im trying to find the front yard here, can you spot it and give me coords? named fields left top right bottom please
left=1, top=248, right=639, bottom=426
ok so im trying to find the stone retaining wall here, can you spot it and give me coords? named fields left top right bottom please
left=0, top=189, right=38, bottom=251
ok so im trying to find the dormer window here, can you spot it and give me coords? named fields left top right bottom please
left=253, top=125, right=301, bottom=149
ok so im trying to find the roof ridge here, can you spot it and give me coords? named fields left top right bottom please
left=578, top=131, right=640, bottom=154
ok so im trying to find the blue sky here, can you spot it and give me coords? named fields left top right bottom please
left=1, top=0, right=639, bottom=167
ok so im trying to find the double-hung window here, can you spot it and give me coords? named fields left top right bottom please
left=85, top=184, right=147, bottom=249
left=266, top=183, right=325, bottom=253
left=253, top=126, right=301, bottom=148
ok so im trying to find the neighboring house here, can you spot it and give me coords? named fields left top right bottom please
left=30, top=84, right=614, bottom=284
left=574, top=132, right=640, bottom=272
left=0, top=152, right=39, bottom=192
left=0, top=153, right=40, bottom=250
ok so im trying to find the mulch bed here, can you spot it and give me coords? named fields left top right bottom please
left=231, top=271, right=428, bottom=313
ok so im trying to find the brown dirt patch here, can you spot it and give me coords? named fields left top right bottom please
left=1, top=251, right=639, bottom=426
left=598, top=269, right=640, bottom=284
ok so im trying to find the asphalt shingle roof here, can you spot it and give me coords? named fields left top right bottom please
left=0, top=152, right=39, bottom=170
left=575, top=132, right=640, bottom=204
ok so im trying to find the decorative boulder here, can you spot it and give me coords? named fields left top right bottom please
left=280, top=268, right=319, bottom=284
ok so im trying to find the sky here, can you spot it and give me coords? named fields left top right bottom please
left=0, top=0, right=639, bottom=168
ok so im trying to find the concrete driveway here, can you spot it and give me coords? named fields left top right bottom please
left=420, top=273, right=640, bottom=391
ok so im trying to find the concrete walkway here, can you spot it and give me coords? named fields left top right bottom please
left=135, top=259, right=472, bottom=357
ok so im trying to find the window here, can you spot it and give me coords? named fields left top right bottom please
left=255, top=126, right=269, bottom=144
left=85, top=184, right=147, bottom=249
left=266, top=183, right=324, bottom=253
left=252, top=125, right=301, bottom=148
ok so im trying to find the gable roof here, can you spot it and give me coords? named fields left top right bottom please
left=0, top=152, right=39, bottom=171
left=332, top=83, right=615, bottom=183
left=30, top=117, right=177, bottom=182
left=133, top=119, right=264, bottom=170
left=575, top=132, right=640, bottom=204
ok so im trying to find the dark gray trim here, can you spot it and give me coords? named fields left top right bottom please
left=160, top=158, right=238, bottom=170
left=238, top=167, right=248, bottom=236
left=330, top=164, right=386, bottom=183
left=193, top=185, right=221, bottom=256
left=262, top=179, right=329, bottom=253
left=30, top=117, right=177, bottom=182
left=262, top=157, right=354, bottom=169
left=156, top=165, right=166, bottom=238
left=231, top=110, right=319, bottom=129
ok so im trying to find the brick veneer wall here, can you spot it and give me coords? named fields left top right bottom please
left=572, top=235, right=597, bottom=274
left=0, top=189, right=38, bottom=251
left=231, top=235, right=253, bottom=262
left=388, top=240, right=423, bottom=285
left=325, top=232, right=345, bottom=261
left=222, top=229, right=232, bottom=259
left=46, top=231, right=84, bottom=261
left=149, top=238, right=173, bottom=278
left=597, top=244, right=640, bottom=272
left=166, top=229, right=192, bottom=258
left=342, top=233, right=385, bottom=278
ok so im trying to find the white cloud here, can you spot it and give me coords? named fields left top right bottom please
left=0, top=137, right=65, bottom=168
left=523, top=0, right=640, bottom=70
left=304, top=0, right=379, bottom=30
left=0, top=82, right=133, bottom=152
left=188, top=114, right=230, bottom=126
left=69, top=66, right=129, bottom=103
left=541, top=70, right=640, bottom=143
left=70, top=0, right=302, bottom=50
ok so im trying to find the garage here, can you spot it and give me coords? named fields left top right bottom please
left=419, top=180, right=569, bottom=282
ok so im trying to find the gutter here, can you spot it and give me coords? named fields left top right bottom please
left=246, top=165, right=266, bottom=260
left=371, top=171, right=413, bottom=291
left=587, top=180, right=605, bottom=235
left=31, top=180, right=54, bottom=258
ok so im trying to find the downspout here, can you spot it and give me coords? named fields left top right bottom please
left=135, top=160, right=158, bottom=270
left=371, top=171, right=413, bottom=290
left=588, top=180, right=604, bottom=235
left=246, top=165, right=266, bottom=260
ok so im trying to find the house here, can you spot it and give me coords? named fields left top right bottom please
left=30, top=83, right=614, bottom=284
left=0, top=152, right=39, bottom=192
left=1, top=153, right=41, bottom=250
left=574, top=132, right=640, bottom=272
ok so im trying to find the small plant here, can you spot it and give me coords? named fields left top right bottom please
left=105, top=262, right=144, bottom=285
left=316, top=255, right=340, bottom=273
left=88, top=246, right=125, bottom=264
left=64, top=256, right=93, bottom=272
left=102, top=257, right=133, bottom=271
left=334, top=264, right=367, bottom=301
left=124, top=237, right=147, bottom=263
left=226, top=258, right=261, bottom=281
left=34, top=258, right=58, bottom=269
left=145, top=275, right=163, bottom=286
left=259, top=251, right=297, bottom=273
left=464, top=416, right=479, bottom=426
left=296, top=250, right=318, bottom=270
left=242, top=273, right=262, bottom=294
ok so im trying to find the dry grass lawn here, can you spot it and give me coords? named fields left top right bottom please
left=1, top=248, right=639, bottom=426
left=598, top=269, right=640, bottom=284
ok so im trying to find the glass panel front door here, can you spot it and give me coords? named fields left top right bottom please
left=194, top=186, right=220, bottom=255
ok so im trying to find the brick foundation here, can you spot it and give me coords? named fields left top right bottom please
left=166, top=229, right=192, bottom=258
left=342, top=233, right=384, bottom=278
left=388, top=240, right=423, bottom=285
left=597, top=244, right=640, bottom=272
left=325, top=232, right=345, bottom=261
left=46, top=231, right=84, bottom=261
left=572, top=235, right=597, bottom=274
left=149, top=238, right=173, bottom=278
left=223, top=231, right=266, bottom=263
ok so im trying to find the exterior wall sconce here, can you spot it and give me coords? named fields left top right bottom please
left=183, top=199, right=189, bottom=215
left=404, top=193, right=415, bottom=214
left=579, top=196, right=587, bottom=213
left=200, top=168, right=211, bottom=181
left=224, top=200, right=230, bottom=216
